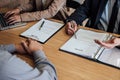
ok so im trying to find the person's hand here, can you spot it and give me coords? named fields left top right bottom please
left=6, top=14, right=21, bottom=24
left=15, top=42, right=27, bottom=54
left=94, top=37, right=120, bottom=49
left=65, top=20, right=78, bottom=35
left=21, top=39, right=43, bottom=55
left=4, top=8, right=20, bottom=18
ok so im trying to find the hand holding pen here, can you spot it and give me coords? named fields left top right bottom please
left=65, top=20, right=78, bottom=38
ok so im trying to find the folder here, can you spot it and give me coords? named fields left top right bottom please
left=20, top=19, right=63, bottom=43
left=60, top=29, right=120, bottom=68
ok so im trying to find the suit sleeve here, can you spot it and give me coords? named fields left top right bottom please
left=66, top=0, right=91, bottom=25
left=20, top=0, right=66, bottom=21
left=33, top=50, right=57, bottom=80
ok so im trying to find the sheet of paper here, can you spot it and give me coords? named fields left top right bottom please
left=98, top=48, right=120, bottom=68
left=20, top=19, right=63, bottom=43
left=60, top=29, right=110, bottom=58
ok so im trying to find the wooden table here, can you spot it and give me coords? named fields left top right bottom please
left=0, top=20, right=120, bottom=80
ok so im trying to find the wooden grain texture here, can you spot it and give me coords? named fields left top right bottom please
left=0, top=20, right=120, bottom=80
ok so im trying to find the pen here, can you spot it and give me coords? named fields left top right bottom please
left=71, top=23, right=77, bottom=39
left=39, top=21, right=45, bottom=30
left=74, top=32, right=77, bottom=39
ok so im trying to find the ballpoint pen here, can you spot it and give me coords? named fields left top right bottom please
left=39, top=21, right=45, bottom=30
left=71, top=23, right=77, bottom=39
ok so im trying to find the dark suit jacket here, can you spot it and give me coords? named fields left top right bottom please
left=67, top=0, right=109, bottom=29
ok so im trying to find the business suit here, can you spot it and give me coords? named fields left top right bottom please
left=67, top=0, right=120, bottom=31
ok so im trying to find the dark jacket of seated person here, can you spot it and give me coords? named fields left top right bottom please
left=65, top=0, right=120, bottom=49
left=66, top=0, right=120, bottom=34
left=0, top=39, right=57, bottom=80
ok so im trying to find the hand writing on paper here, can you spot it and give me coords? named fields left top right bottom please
left=65, top=20, right=78, bottom=35
left=94, top=37, right=120, bottom=49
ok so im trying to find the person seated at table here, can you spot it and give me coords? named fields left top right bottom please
left=65, top=0, right=120, bottom=35
left=4, top=0, right=75, bottom=24
left=0, top=39, right=57, bottom=80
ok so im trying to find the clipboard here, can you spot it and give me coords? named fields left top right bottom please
left=20, top=19, right=64, bottom=43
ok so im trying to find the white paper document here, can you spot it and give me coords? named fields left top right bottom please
left=20, top=19, right=63, bottom=43
left=98, top=48, right=120, bottom=68
left=60, top=29, right=120, bottom=68
left=60, top=29, right=111, bottom=58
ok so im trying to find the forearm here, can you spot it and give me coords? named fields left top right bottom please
left=0, top=44, right=16, bottom=53
left=66, top=0, right=90, bottom=25
left=17, top=0, right=34, bottom=13
left=20, top=0, right=66, bottom=22
left=33, top=50, right=57, bottom=80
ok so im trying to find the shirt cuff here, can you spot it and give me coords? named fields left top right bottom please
left=33, top=50, right=47, bottom=61
left=0, top=44, right=16, bottom=53
left=17, top=7, right=24, bottom=13
left=116, top=45, right=120, bottom=49
left=64, top=19, right=73, bottom=24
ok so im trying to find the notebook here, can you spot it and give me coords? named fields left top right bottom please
left=60, top=29, right=120, bottom=68
left=20, top=19, right=64, bottom=43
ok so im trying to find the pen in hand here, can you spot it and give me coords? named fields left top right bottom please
left=71, top=22, right=77, bottom=39
left=39, top=21, right=45, bottom=30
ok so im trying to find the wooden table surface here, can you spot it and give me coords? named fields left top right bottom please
left=0, top=20, right=120, bottom=80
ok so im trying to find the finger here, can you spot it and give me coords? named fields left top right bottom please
left=9, top=20, right=17, bottom=24
left=94, top=39, right=102, bottom=45
left=94, top=39, right=113, bottom=48
left=24, top=39, right=29, bottom=46
left=21, top=41, right=31, bottom=54
left=26, top=39, right=30, bottom=46
left=67, top=28, right=74, bottom=35
left=4, top=11, right=11, bottom=18
left=69, top=23, right=74, bottom=30
left=4, top=11, right=14, bottom=18
left=27, top=38, right=35, bottom=46
left=70, top=21, right=77, bottom=31
left=7, top=17, right=18, bottom=24
left=7, top=16, right=15, bottom=20
left=10, top=18, right=20, bottom=24
left=7, top=16, right=15, bottom=21
left=28, top=38, right=32, bottom=43
left=7, top=18, right=15, bottom=24
left=94, top=39, right=106, bottom=46
left=65, top=22, right=71, bottom=34
left=101, top=43, right=114, bottom=49
left=98, top=40, right=116, bottom=48
left=65, top=22, right=76, bottom=35
left=72, top=25, right=77, bottom=32
left=73, top=23, right=77, bottom=31
left=68, top=23, right=76, bottom=31
left=108, top=38, right=117, bottom=43
left=71, top=21, right=77, bottom=27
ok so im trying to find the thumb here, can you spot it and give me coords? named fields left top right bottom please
left=21, top=40, right=31, bottom=54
